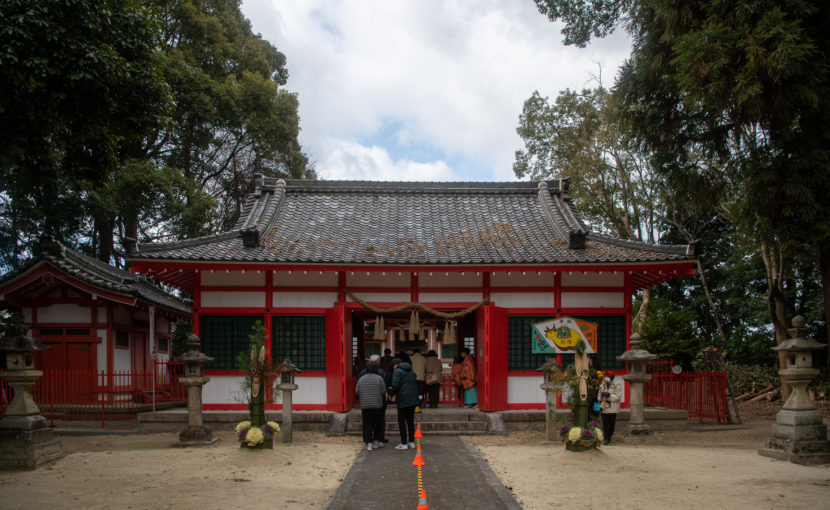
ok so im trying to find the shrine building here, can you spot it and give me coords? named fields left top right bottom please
left=126, top=176, right=697, bottom=411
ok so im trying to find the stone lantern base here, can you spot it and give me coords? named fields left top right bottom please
left=173, top=425, right=220, bottom=447
left=758, top=409, right=830, bottom=465
left=0, top=423, right=65, bottom=470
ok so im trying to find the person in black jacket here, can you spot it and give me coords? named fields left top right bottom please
left=355, top=362, right=388, bottom=451
left=389, top=358, right=418, bottom=449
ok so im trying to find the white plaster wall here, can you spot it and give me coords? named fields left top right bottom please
left=491, top=271, right=555, bottom=287
left=419, top=292, right=482, bottom=303
left=508, top=375, right=546, bottom=404
left=491, top=292, right=554, bottom=309
left=346, top=271, right=409, bottom=287
left=113, top=347, right=131, bottom=371
left=200, top=270, right=265, bottom=286
left=37, top=303, right=90, bottom=323
left=203, top=375, right=328, bottom=405
left=561, top=271, right=624, bottom=287
left=97, top=329, right=107, bottom=369
left=347, top=292, right=409, bottom=304
left=280, top=376, right=327, bottom=405
left=561, top=292, right=624, bottom=308
left=201, top=291, right=265, bottom=308
left=204, top=376, right=248, bottom=405
left=274, top=270, right=338, bottom=287
left=419, top=272, right=481, bottom=288
left=97, top=307, right=107, bottom=323
left=273, top=291, right=337, bottom=308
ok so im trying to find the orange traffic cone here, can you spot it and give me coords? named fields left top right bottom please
left=412, top=444, right=425, bottom=466
left=414, top=423, right=423, bottom=439
left=416, top=490, right=428, bottom=510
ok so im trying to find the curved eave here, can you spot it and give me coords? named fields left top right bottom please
left=1, top=261, right=137, bottom=306
left=128, top=258, right=697, bottom=295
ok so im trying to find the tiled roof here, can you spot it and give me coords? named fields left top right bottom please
left=129, top=177, right=695, bottom=266
left=0, top=238, right=190, bottom=314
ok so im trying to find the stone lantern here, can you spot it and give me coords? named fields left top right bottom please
left=0, top=335, right=64, bottom=468
left=174, top=334, right=216, bottom=446
left=759, top=316, right=830, bottom=464
left=276, top=359, right=301, bottom=443
left=617, top=333, right=656, bottom=435
left=537, top=358, right=562, bottom=441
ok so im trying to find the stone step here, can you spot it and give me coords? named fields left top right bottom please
left=345, top=420, right=488, bottom=433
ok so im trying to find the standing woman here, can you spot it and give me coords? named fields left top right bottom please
left=599, top=372, right=622, bottom=444
left=460, top=347, right=477, bottom=408
left=389, top=357, right=419, bottom=449
left=451, top=355, right=464, bottom=407
left=424, top=350, right=443, bottom=408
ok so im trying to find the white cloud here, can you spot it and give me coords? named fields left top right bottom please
left=241, top=0, right=631, bottom=181
left=314, top=140, right=461, bottom=182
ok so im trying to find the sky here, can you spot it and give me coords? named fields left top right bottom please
left=240, top=0, right=631, bottom=182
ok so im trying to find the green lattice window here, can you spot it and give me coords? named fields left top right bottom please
left=199, top=315, right=264, bottom=370
left=507, top=315, right=626, bottom=370
left=441, top=343, right=458, bottom=359
left=364, top=342, right=381, bottom=358
left=272, top=316, right=326, bottom=371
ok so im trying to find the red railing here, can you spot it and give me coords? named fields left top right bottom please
left=0, top=361, right=187, bottom=427
left=644, top=360, right=727, bottom=423
left=439, top=375, right=463, bottom=406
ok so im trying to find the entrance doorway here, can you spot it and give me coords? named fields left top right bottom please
left=350, top=309, right=477, bottom=406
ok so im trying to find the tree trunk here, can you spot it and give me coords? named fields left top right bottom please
left=633, top=288, right=650, bottom=336
left=760, top=240, right=791, bottom=399
left=820, top=240, right=830, bottom=363
left=696, top=259, right=727, bottom=344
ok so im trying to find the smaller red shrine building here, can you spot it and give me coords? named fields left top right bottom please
left=126, top=177, right=697, bottom=411
left=0, top=237, right=190, bottom=375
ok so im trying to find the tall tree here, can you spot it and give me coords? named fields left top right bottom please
left=0, top=0, right=169, bottom=268
left=532, top=0, right=830, bottom=361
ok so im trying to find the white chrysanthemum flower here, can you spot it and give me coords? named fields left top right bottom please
left=245, top=427, right=264, bottom=444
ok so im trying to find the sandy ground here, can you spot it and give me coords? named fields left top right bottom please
left=0, top=402, right=828, bottom=510
left=471, top=401, right=830, bottom=510
left=0, top=431, right=360, bottom=510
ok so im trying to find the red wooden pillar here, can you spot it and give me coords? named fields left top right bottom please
left=477, top=304, right=508, bottom=411
left=325, top=303, right=353, bottom=412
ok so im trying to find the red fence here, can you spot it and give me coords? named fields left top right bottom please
left=0, top=361, right=187, bottom=426
left=644, top=360, right=727, bottom=423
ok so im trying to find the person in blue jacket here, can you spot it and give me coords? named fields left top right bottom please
left=389, top=357, right=418, bottom=449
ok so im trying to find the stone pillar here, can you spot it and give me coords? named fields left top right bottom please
left=759, top=316, right=830, bottom=464
left=276, top=359, right=301, bottom=443
left=174, top=334, right=217, bottom=447
left=537, top=358, right=562, bottom=442
left=276, top=382, right=297, bottom=443
left=0, top=335, right=64, bottom=469
left=617, top=333, right=656, bottom=435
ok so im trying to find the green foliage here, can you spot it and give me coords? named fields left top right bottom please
left=722, top=362, right=779, bottom=396
left=637, top=291, right=700, bottom=368
left=236, top=320, right=267, bottom=376
left=532, top=0, right=633, bottom=47
left=171, top=320, right=192, bottom=358
left=0, top=0, right=168, bottom=268
left=0, top=0, right=313, bottom=271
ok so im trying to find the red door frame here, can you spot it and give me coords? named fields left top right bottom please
left=325, top=303, right=353, bottom=412
left=477, top=304, right=508, bottom=411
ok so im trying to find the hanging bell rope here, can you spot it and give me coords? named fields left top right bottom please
left=345, top=291, right=489, bottom=319
left=372, top=316, right=381, bottom=340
